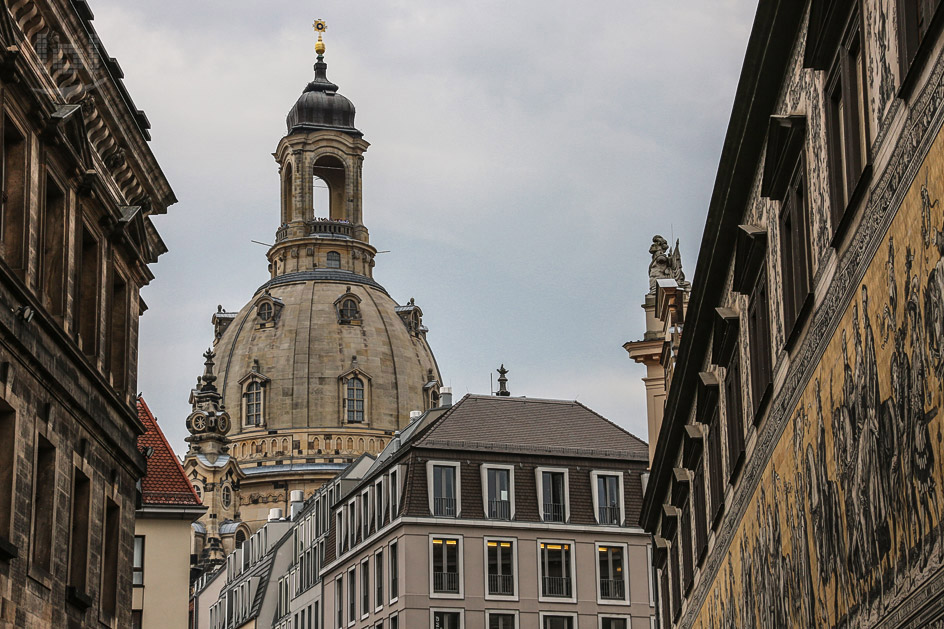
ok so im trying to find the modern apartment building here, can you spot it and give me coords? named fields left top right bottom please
left=196, top=392, right=656, bottom=629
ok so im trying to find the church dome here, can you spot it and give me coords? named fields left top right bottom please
left=286, top=59, right=359, bottom=135
left=211, top=269, right=440, bottom=441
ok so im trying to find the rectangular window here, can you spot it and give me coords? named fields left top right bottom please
left=376, top=478, right=385, bottom=529
left=76, top=225, right=100, bottom=355
left=41, top=175, right=66, bottom=318
left=899, top=0, right=943, bottom=77
left=432, top=611, right=461, bottom=629
left=362, top=492, right=370, bottom=538
left=488, top=613, right=516, bottom=629
left=109, top=272, right=129, bottom=392
left=132, top=610, right=143, bottom=629
left=389, top=469, right=399, bottom=517
left=660, top=566, right=671, bottom=629
left=693, top=460, right=708, bottom=562
left=779, top=164, right=811, bottom=336
left=374, top=549, right=383, bottom=609
left=724, top=353, right=745, bottom=482
left=541, top=471, right=566, bottom=523
left=596, top=474, right=621, bottom=524
left=680, top=503, right=694, bottom=593
left=486, top=467, right=511, bottom=520
left=542, top=616, right=574, bottom=629
left=539, top=542, right=572, bottom=598
left=747, top=267, right=772, bottom=419
left=31, top=434, right=56, bottom=573
left=601, top=619, right=627, bottom=629
left=1, top=115, right=26, bottom=272
left=389, top=541, right=399, bottom=600
left=361, top=558, right=370, bottom=617
left=0, top=404, right=15, bottom=545
left=348, top=569, right=356, bottom=625
left=133, top=535, right=145, bottom=586
left=68, top=468, right=90, bottom=593
left=826, top=14, right=868, bottom=227
left=707, top=408, right=724, bottom=524
left=335, top=577, right=343, bottom=629
left=432, top=464, right=457, bottom=517
left=101, top=498, right=120, bottom=617
left=486, top=539, right=515, bottom=597
left=598, top=545, right=626, bottom=600
left=431, top=538, right=460, bottom=594
left=390, top=613, right=398, bottom=629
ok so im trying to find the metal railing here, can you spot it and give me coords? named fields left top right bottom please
left=488, top=573, right=514, bottom=595
left=434, top=497, right=456, bottom=517
left=598, top=505, right=620, bottom=525
left=542, top=576, right=572, bottom=597
left=433, top=571, right=459, bottom=593
left=600, top=578, right=625, bottom=599
left=488, top=499, right=511, bottom=520
left=543, top=502, right=565, bottom=523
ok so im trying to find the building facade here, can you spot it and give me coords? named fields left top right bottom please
left=641, top=1, right=944, bottom=627
left=196, top=392, right=657, bottom=629
left=135, top=398, right=206, bottom=629
left=184, top=27, right=442, bottom=577
left=0, top=0, right=174, bottom=626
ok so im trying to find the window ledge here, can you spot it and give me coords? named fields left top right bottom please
left=66, top=586, right=93, bottom=610
left=0, top=535, right=17, bottom=561
left=830, top=164, right=872, bottom=250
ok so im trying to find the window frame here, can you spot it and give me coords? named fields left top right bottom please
left=747, top=265, right=773, bottom=422
left=898, top=0, right=944, bottom=90
left=346, top=377, right=366, bottom=423
left=485, top=610, right=519, bottom=629
left=594, top=541, right=629, bottom=605
left=597, top=616, right=632, bottom=629
left=243, top=380, right=265, bottom=427
left=535, top=467, right=570, bottom=524
left=427, top=461, right=461, bottom=518
left=723, top=350, right=746, bottom=484
left=132, top=535, right=145, bottom=587
left=347, top=566, right=357, bottom=628
left=538, top=612, right=577, bottom=629
left=778, top=158, right=813, bottom=346
left=429, top=608, right=464, bottom=629
left=483, top=536, right=519, bottom=602
left=590, top=471, right=625, bottom=526
left=374, top=547, right=384, bottom=612
left=537, top=538, right=577, bottom=604
left=388, top=539, right=399, bottom=604
left=480, top=464, right=515, bottom=521
left=360, top=556, right=370, bottom=620
left=326, top=250, right=342, bottom=269
left=429, top=534, right=464, bottom=599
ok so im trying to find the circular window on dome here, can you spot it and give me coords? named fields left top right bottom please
left=221, top=485, right=232, bottom=509
left=258, top=302, right=273, bottom=321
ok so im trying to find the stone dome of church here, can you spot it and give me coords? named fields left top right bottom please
left=285, top=59, right=358, bottom=135
left=212, top=269, right=439, bottom=439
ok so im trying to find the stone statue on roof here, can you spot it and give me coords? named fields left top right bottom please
left=648, top=234, right=688, bottom=293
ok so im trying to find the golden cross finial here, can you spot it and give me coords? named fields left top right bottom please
left=313, top=19, right=327, bottom=56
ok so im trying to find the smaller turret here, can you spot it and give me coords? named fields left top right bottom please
left=185, top=349, right=232, bottom=460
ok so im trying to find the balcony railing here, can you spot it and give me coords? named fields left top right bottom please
left=433, top=571, right=459, bottom=593
left=542, top=575, right=572, bottom=597
left=488, top=573, right=514, bottom=595
left=434, top=497, right=456, bottom=517
left=598, top=505, right=620, bottom=525
left=488, top=499, right=511, bottom=520
left=309, top=219, right=353, bottom=237
left=600, top=578, right=625, bottom=600
left=543, top=502, right=565, bottom=523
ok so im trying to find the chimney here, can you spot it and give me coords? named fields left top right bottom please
left=440, top=387, right=453, bottom=407
left=267, top=508, right=283, bottom=522
left=290, top=490, right=305, bottom=519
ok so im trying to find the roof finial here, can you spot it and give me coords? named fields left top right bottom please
left=313, top=19, right=327, bottom=59
left=496, top=364, right=510, bottom=397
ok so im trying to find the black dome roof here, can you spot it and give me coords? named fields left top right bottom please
left=286, top=60, right=361, bottom=136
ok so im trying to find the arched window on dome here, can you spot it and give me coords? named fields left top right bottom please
left=335, top=289, right=362, bottom=324
left=313, top=175, right=330, bottom=218
left=326, top=251, right=341, bottom=269
left=346, top=377, right=365, bottom=423
left=282, top=162, right=294, bottom=223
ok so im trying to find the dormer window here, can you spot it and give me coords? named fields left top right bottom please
left=245, top=382, right=262, bottom=426
left=258, top=302, right=273, bottom=321
left=335, top=289, right=363, bottom=324
left=346, top=378, right=364, bottom=423
left=254, top=294, right=283, bottom=327
left=327, top=251, right=341, bottom=269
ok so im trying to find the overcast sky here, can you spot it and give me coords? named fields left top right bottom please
left=89, top=0, right=758, bottom=456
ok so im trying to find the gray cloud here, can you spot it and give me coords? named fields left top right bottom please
left=89, top=0, right=757, bottom=454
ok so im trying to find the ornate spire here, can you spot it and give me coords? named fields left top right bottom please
left=201, top=348, right=218, bottom=391
left=496, top=364, right=510, bottom=397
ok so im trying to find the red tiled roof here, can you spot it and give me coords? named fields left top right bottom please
left=137, top=397, right=202, bottom=507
